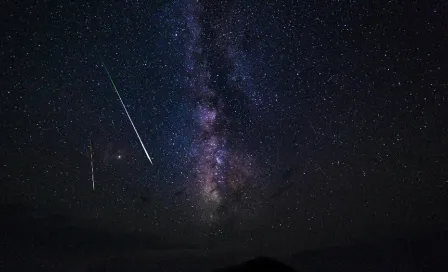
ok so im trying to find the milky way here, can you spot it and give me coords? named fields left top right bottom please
left=182, top=0, right=259, bottom=222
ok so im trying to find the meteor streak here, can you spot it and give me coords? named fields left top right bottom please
left=99, top=56, right=154, bottom=165
left=90, top=139, right=95, bottom=191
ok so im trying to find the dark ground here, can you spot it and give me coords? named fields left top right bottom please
left=2, top=202, right=447, bottom=271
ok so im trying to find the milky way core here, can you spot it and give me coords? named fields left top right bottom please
left=183, top=0, right=258, bottom=223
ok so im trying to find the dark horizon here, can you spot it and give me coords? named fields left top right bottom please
left=2, top=201, right=448, bottom=270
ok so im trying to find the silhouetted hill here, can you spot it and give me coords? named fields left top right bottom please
left=214, top=256, right=296, bottom=272
left=2, top=203, right=447, bottom=271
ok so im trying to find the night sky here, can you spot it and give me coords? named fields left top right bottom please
left=2, top=0, right=448, bottom=258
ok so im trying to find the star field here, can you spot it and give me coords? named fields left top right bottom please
left=1, top=0, right=448, bottom=253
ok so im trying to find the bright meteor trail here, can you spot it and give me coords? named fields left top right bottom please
left=99, top=56, right=154, bottom=165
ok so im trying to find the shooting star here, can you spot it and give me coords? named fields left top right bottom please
left=90, top=139, right=95, bottom=191
left=98, top=56, right=154, bottom=165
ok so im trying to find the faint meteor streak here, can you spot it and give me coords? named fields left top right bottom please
left=98, top=56, right=154, bottom=165
left=90, top=139, right=95, bottom=191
